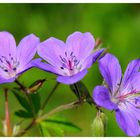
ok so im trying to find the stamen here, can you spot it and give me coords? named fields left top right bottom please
left=70, top=52, right=73, bottom=56
left=72, top=56, right=76, bottom=60
left=0, top=58, right=3, bottom=63
left=0, top=54, right=19, bottom=75
left=59, top=51, right=81, bottom=75
left=68, top=60, right=73, bottom=70
left=59, top=55, right=67, bottom=63
left=65, top=52, right=67, bottom=57
left=13, top=67, right=17, bottom=71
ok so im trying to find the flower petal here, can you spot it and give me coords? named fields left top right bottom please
left=57, top=69, right=88, bottom=84
left=116, top=109, right=140, bottom=136
left=66, top=32, right=95, bottom=59
left=99, top=53, right=122, bottom=94
left=17, top=58, right=42, bottom=75
left=121, top=59, right=140, bottom=90
left=125, top=101, right=140, bottom=121
left=129, top=73, right=140, bottom=92
left=37, top=37, right=65, bottom=67
left=33, top=61, right=61, bottom=75
left=0, top=31, right=16, bottom=58
left=17, top=34, right=40, bottom=69
left=120, top=72, right=140, bottom=95
left=82, top=49, right=105, bottom=69
left=120, top=59, right=140, bottom=95
left=93, top=86, right=117, bottom=110
left=0, top=77, right=15, bottom=84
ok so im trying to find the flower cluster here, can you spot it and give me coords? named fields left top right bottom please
left=0, top=30, right=140, bottom=136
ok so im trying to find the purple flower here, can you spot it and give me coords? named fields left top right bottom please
left=93, top=53, right=140, bottom=136
left=0, top=31, right=40, bottom=84
left=34, top=31, right=105, bottom=84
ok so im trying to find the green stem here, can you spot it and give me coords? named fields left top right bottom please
left=16, top=100, right=81, bottom=137
left=38, top=124, right=44, bottom=136
left=40, top=82, right=60, bottom=111
left=73, top=83, right=82, bottom=102
left=36, top=101, right=80, bottom=123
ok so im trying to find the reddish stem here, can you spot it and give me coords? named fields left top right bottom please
left=4, top=88, right=12, bottom=136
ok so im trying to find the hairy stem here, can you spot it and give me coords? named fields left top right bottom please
left=40, top=82, right=60, bottom=111
left=4, top=88, right=12, bottom=136
left=36, top=101, right=81, bottom=123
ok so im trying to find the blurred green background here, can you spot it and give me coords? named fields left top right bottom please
left=0, top=3, right=140, bottom=137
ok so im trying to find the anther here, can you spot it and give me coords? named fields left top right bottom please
left=60, top=67, right=64, bottom=69
left=4, top=69, right=8, bottom=72
left=65, top=52, right=67, bottom=57
left=59, top=55, right=67, bottom=63
left=13, top=67, right=17, bottom=71
left=0, top=58, right=3, bottom=63
left=70, top=52, right=73, bottom=56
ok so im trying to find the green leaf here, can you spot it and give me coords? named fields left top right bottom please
left=40, top=121, right=64, bottom=136
left=70, top=81, right=93, bottom=105
left=45, top=119, right=82, bottom=132
left=39, top=123, right=51, bottom=136
left=15, top=109, right=33, bottom=118
left=29, top=93, right=41, bottom=113
left=39, top=116, right=81, bottom=137
left=12, top=90, right=31, bottom=111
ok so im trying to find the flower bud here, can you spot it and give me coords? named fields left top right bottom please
left=12, top=124, right=20, bottom=136
left=2, top=120, right=7, bottom=136
left=27, top=79, right=46, bottom=93
left=91, top=111, right=106, bottom=137
left=95, top=38, right=102, bottom=49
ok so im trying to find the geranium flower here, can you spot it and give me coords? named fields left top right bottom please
left=0, top=31, right=40, bottom=84
left=93, top=53, right=140, bottom=136
left=34, top=31, right=105, bottom=84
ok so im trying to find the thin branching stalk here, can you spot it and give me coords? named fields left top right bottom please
left=15, top=81, right=60, bottom=136
left=74, top=83, right=101, bottom=111
left=73, top=83, right=82, bottom=102
left=16, top=100, right=81, bottom=137
left=36, top=101, right=81, bottom=123
left=40, top=82, right=60, bottom=111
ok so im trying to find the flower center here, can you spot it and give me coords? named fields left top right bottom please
left=112, top=90, right=140, bottom=110
left=0, top=54, right=19, bottom=78
left=59, top=52, right=82, bottom=76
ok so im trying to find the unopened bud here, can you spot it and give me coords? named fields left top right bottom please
left=27, top=79, right=46, bottom=93
left=12, top=124, right=20, bottom=136
left=95, top=38, right=102, bottom=49
left=91, top=111, right=106, bottom=137
left=2, top=120, right=7, bottom=136
left=100, top=112, right=107, bottom=126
